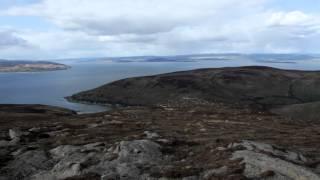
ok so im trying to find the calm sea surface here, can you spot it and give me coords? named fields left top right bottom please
left=1, top=57, right=320, bottom=113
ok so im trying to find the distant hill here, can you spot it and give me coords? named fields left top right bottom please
left=0, top=60, right=70, bottom=72
left=57, top=53, right=320, bottom=64
left=68, top=66, right=320, bottom=107
left=68, top=66, right=320, bottom=120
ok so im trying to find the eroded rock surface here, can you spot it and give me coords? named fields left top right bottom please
left=1, top=139, right=167, bottom=180
left=230, top=141, right=320, bottom=180
left=2, top=128, right=319, bottom=180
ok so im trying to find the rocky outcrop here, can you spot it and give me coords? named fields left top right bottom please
left=3, top=150, right=54, bottom=179
left=2, top=129, right=319, bottom=180
left=0, top=139, right=167, bottom=180
left=1, top=98, right=320, bottom=179
left=230, top=141, right=320, bottom=180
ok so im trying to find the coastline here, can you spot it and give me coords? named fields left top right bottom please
left=0, top=66, right=71, bottom=73
left=64, top=96, right=127, bottom=114
left=65, top=95, right=131, bottom=108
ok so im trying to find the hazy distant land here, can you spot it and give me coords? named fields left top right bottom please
left=0, top=60, right=70, bottom=72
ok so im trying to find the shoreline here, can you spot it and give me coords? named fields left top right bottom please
left=64, top=97, right=128, bottom=114
left=0, top=66, right=71, bottom=73
left=65, top=96, right=130, bottom=108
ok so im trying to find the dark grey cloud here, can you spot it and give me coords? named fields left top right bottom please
left=67, top=17, right=180, bottom=36
left=0, top=30, right=29, bottom=49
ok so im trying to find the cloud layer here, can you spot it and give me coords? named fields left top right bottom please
left=1, top=0, right=320, bottom=59
left=0, top=30, right=28, bottom=49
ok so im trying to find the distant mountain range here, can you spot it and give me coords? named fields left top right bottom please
left=57, top=53, right=320, bottom=64
left=0, top=60, right=70, bottom=72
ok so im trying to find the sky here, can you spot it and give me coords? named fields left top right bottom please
left=0, top=0, right=319, bottom=59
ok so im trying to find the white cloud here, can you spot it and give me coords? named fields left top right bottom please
left=4, top=0, right=266, bottom=35
left=267, top=11, right=317, bottom=27
left=1, top=0, right=320, bottom=58
left=266, top=11, right=320, bottom=41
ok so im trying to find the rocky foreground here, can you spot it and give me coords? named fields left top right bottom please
left=1, top=66, right=320, bottom=179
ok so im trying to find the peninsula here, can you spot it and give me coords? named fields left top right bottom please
left=0, top=60, right=70, bottom=72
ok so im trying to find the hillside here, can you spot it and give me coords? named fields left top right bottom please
left=0, top=60, right=70, bottom=72
left=68, top=66, right=320, bottom=120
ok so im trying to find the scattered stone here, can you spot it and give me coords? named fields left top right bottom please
left=47, top=131, right=70, bottom=137
left=156, top=139, right=170, bottom=144
left=144, top=131, right=160, bottom=139
left=82, top=142, right=106, bottom=152
left=28, top=127, right=42, bottom=133
left=101, top=172, right=119, bottom=180
left=203, top=166, right=228, bottom=178
left=9, top=129, right=23, bottom=140
left=83, top=142, right=105, bottom=149
left=188, top=151, right=194, bottom=156
left=50, top=145, right=81, bottom=157
left=88, top=123, right=100, bottom=128
left=217, top=147, right=226, bottom=151
left=6, top=129, right=30, bottom=146
left=117, top=140, right=163, bottom=164
left=229, top=140, right=308, bottom=164
left=105, top=120, right=124, bottom=125
left=200, top=128, right=207, bottom=132
left=9, top=129, right=29, bottom=140
left=11, top=147, right=28, bottom=156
